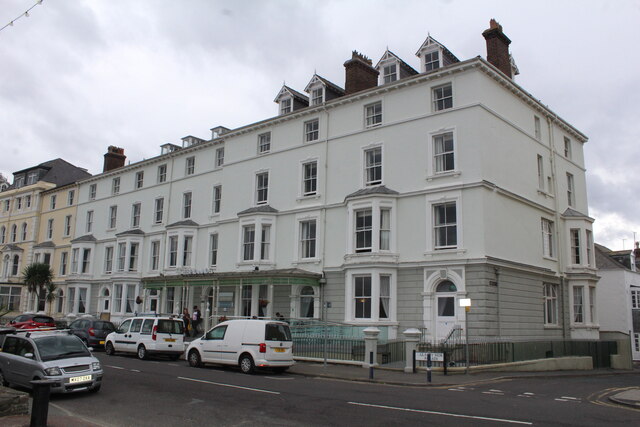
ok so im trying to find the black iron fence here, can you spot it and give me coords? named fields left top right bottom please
left=416, top=339, right=618, bottom=369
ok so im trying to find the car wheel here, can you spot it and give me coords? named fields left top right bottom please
left=239, top=354, right=255, bottom=374
left=188, top=350, right=202, bottom=368
left=105, top=342, right=115, bottom=356
left=89, top=384, right=101, bottom=393
left=137, top=345, right=147, bottom=360
left=0, top=369, right=9, bottom=387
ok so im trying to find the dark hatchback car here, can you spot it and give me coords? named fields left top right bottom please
left=69, top=318, right=116, bottom=349
left=8, top=314, right=56, bottom=330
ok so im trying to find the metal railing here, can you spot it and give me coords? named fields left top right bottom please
left=293, top=336, right=363, bottom=362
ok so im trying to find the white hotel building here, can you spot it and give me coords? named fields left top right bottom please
left=65, top=21, right=598, bottom=341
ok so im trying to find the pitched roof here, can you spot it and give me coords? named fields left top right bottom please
left=595, top=244, right=629, bottom=270
left=375, top=49, right=418, bottom=76
left=415, top=35, right=460, bottom=63
left=1, top=244, right=23, bottom=252
left=33, top=241, right=56, bottom=249
left=71, top=234, right=97, bottom=243
left=561, top=208, right=593, bottom=220
left=166, top=220, right=199, bottom=228
left=13, top=158, right=91, bottom=188
left=115, top=229, right=146, bottom=237
left=304, top=74, right=345, bottom=96
left=273, top=85, right=309, bottom=104
left=238, top=205, right=279, bottom=216
left=345, top=185, right=399, bottom=201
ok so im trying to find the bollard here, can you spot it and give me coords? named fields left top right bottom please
left=30, top=379, right=53, bottom=427
left=426, top=353, right=432, bottom=383
left=412, top=349, right=416, bottom=373
left=443, top=351, right=448, bottom=376
left=369, top=351, right=374, bottom=380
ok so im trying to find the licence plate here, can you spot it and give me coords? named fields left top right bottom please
left=69, top=375, right=92, bottom=384
left=165, top=338, right=176, bottom=342
left=274, top=348, right=285, bottom=353
left=99, top=340, right=105, bottom=345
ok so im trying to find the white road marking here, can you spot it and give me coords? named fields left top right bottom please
left=130, top=369, right=140, bottom=373
left=448, top=388, right=466, bottom=392
left=347, top=402, right=532, bottom=425
left=517, top=395, right=531, bottom=398
left=482, top=391, right=504, bottom=395
left=555, top=398, right=568, bottom=402
left=265, top=376, right=294, bottom=380
left=178, top=376, right=281, bottom=395
left=489, top=389, right=503, bottom=393
left=561, top=396, right=581, bottom=401
left=105, top=365, right=125, bottom=370
left=523, top=392, right=535, bottom=395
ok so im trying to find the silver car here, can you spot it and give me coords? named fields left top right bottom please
left=0, top=330, right=103, bottom=394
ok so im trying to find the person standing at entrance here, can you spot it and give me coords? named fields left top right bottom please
left=192, top=306, right=202, bottom=337
left=182, top=307, right=191, bottom=337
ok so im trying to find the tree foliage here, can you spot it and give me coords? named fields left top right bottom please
left=22, top=263, right=54, bottom=301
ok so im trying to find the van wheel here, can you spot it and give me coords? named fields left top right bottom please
left=105, top=342, right=115, bottom=356
left=137, top=345, right=147, bottom=360
left=239, top=354, right=255, bottom=374
left=188, top=350, right=202, bottom=368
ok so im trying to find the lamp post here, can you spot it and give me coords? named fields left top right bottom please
left=459, top=298, right=471, bottom=374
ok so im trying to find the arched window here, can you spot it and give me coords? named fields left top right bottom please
left=300, top=286, right=315, bottom=318
left=0, top=226, right=5, bottom=244
left=11, top=225, right=17, bottom=242
left=2, top=255, right=9, bottom=278
left=436, top=280, right=457, bottom=293
left=100, top=287, right=111, bottom=312
left=11, top=255, right=20, bottom=276
left=21, top=223, right=27, bottom=241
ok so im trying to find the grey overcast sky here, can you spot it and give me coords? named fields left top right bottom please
left=1, top=0, right=638, bottom=250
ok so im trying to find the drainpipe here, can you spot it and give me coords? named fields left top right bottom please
left=494, top=267, right=501, bottom=337
left=320, top=106, right=330, bottom=320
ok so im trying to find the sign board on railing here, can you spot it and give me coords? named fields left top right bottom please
left=415, top=352, right=444, bottom=362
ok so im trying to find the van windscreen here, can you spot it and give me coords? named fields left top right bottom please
left=265, top=323, right=292, bottom=341
left=157, top=320, right=184, bottom=334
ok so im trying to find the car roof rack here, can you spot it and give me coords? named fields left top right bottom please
left=12, top=328, right=73, bottom=338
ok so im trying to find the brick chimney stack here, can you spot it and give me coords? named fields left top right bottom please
left=103, top=146, right=126, bottom=172
left=344, top=51, right=379, bottom=95
left=482, top=19, right=512, bottom=78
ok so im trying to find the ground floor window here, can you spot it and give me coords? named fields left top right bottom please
left=347, top=270, right=395, bottom=322
left=0, top=285, right=21, bottom=311
left=66, top=286, right=89, bottom=314
left=573, top=286, right=584, bottom=323
left=543, top=283, right=558, bottom=325
left=56, top=289, right=64, bottom=313
left=635, top=333, right=640, bottom=353
left=300, top=286, right=315, bottom=318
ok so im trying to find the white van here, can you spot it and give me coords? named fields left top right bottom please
left=185, top=319, right=294, bottom=374
left=104, top=316, right=184, bottom=360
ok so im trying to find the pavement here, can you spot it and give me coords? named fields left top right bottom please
left=1, top=361, right=639, bottom=426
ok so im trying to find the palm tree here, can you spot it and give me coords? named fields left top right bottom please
left=45, top=282, right=58, bottom=315
left=22, top=263, right=53, bottom=312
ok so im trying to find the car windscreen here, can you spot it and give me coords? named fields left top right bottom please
left=33, top=316, right=54, bottom=324
left=94, top=321, right=115, bottom=331
left=265, top=323, right=292, bottom=341
left=156, top=320, right=183, bottom=334
left=35, top=335, right=91, bottom=361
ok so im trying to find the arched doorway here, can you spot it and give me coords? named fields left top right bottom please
left=435, top=280, right=457, bottom=341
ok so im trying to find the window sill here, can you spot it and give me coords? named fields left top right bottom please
left=344, top=252, right=399, bottom=265
left=236, top=261, right=274, bottom=268
left=293, top=259, right=321, bottom=266
left=364, top=123, right=382, bottom=130
left=542, top=255, right=557, bottom=262
left=543, top=324, right=562, bottom=329
left=152, top=222, right=164, bottom=227
left=537, top=189, right=555, bottom=198
left=347, top=320, right=398, bottom=326
left=209, top=213, right=221, bottom=220
left=424, top=248, right=466, bottom=257
left=296, top=194, right=321, bottom=202
left=426, top=170, right=461, bottom=181
left=570, top=324, right=600, bottom=330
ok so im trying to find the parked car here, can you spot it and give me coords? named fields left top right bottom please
left=104, top=316, right=184, bottom=360
left=68, top=318, right=116, bottom=349
left=8, top=314, right=56, bottom=330
left=0, top=329, right=103, bottom=394
left=185, top=319, right=294, bottom=374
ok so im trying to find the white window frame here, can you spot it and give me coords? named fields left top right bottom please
left=135, top=171, right=144, bottom=189
left=215, top=147, right=225, bottom=167
left=186, top=157, right=195, bottom=175
left=424, top=49, right=440, bottom=71
left=433, top=202, right=457, bottom=250
left=154, top=197, right=164, bottom=224
left=157, top=164, right=167, bottom=183
left=299, top=219, right=317, bottom=260
left=363, top=145, right=383, bottom=187
left=567, top=173, right=575, bottom=207
left=311, top=87, right=324, bottom=105
left=432, top=83, right=453, bottom=111
left=104, top=246, right=113, bottom=274
left=543, top=283, right=558, bottom=326
left=585, top=230, right=594, bottom=267
left=347, top=199, right=396, bottom=255
left=67, top=190, right=75, bottom=206
left=46, top=219, right=54, bottom=240
left=534, top=116, right=541, bottom=140
left=258, top=132, right=271, bottom=154
left=131, top=203, right=141, bottom=228
left=564, top=137, right=572, bottom=159
left=183, top=192, right=192, bottom=219
left=304, top=119, right=319, bottom=142
left=537, top=155, right=545, bottom=190
left=238, top=218, right=275, bottom=264
left=631, top=290, right=640, bottom=310
left=86, top=210, right=94, bottom=233
left=108, top=206, right=117, bottom=229
left=570, top=228, right=581, bottom=265
left=112, top=177, right=120, bottom=195
left=425, top=191, right=462, bottom=253
left=255, top=172, right=269, bottom=205
left=150, top=240, right=160, bottom=271
left=280, top=97, right=292, bottom=115
left=50, top=194, right=56, bottom=210
left=59, top=251, right=68, bottom=276
left=541, top=218, right=555, bottom=259
left=364, top=101, right=382, bottom=128
left=432, top=131, right=455, bottom=174
left=382, top=63, right=397, bottom=84
left=64, top=215, right=72, bottom=237
left=345, top=269, right=397, bottom=323
left=89, top=184, right=97, bottom=200
left=301, top=160, right=317, bottom=197
left=209, top=233, right=218, bottom=267
left=572, top=285, right=584, bottom=324
left=168, top=236, right=178, bottom=268
left=212, top=185, right=222, bottom=214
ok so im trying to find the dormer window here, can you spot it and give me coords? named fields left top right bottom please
left=383, top=64, right=397, bottom=83
left=311, top=88, right=324, bottom=105
left=27, top=172, right=38, bottom=185
left=424, top=50, right=440, bottom=71
left=14, top=176, right=24, bottom=188
left=280, top=98, right=292, bottom=115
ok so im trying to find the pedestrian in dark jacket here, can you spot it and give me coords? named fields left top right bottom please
left=192, top=306, right=202, bottom=336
